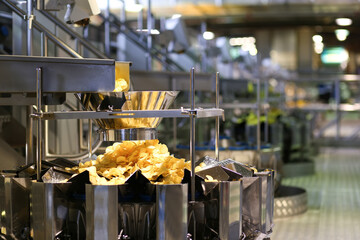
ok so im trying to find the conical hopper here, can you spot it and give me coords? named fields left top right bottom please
left=78, top=91, right=179, bottom=140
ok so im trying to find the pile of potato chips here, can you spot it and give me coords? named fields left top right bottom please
left=71, top=140, right=190, bottom=185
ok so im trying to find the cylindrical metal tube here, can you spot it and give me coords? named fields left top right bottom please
left=335, top=79, right=341, bottom=140
left=40, top=32, right=48, bottom=57
left=88, top=119, right=92, bottom=160
left=26, top=106, right=33, bottom=165
left=256, top=77, right=261, bottom=169
left=36, top=67, right=43, bottom=181
left=146, top=0, right=152, bottom=70
left=190, top=68, right=196, bottom=202
left=26, top=0, right=33, bottom=56
left=215, top=72, right=220, bottom=161
left=104, top=0, right=111, bottom=57
left=264, top=80, right=269, bottom=144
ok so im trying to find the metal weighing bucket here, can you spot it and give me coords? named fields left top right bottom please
left=32, top=182, right=73, bottom=240
left=255, top=170, right=275, bottom=235
left=0, top=176, right=31, bottom=239
left=118, top=183, right=188, bottom=240
left=86, top=184, right=118, bottom=240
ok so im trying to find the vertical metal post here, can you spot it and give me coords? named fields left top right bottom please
left=146, top=0, right=152, bottom=70
left=190, top=68, right=196, bottom=202
left=88, top=119, right=92, bottom=160
left=335, top=79, right=341, bottom=140
left=40, top=32, right=48, bottom=57
left=104, top=0, right=111, bottom=57
left=215, top=72, right=220, bottom=161
left=26, top=107, right=33, bottom=165
left=256, top=77, right=261, bottom=169
left=36, top=67, right=43, bottom=181
left=200, top=22, right=207, bottom=73
left=264, top=80, right=269, bottom=144
left=26, top=0, right=33, bottom=56
left=26, top=0, right=34, bottom=165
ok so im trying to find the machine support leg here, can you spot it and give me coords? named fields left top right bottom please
left=36, top=67, right=43, bottom=181
left=215, top=72, right=220, bottom=161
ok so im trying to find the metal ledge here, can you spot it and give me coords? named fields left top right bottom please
left=36, top=108, right=224, bottom=120
left=0, top=55, right=129, bottom=93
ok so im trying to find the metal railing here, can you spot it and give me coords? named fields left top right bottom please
left=2, top=0, right=107, bottom=59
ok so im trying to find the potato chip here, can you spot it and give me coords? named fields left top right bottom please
left=74, top=140, right=190, bottom=185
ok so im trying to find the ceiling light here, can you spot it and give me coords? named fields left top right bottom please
left=335, top=29, right=349, bottom=41
left=203, top=31, right=215, bottom=40
left=171, top=14, right=182, bottom=19
left=136, top=29, right=160, bottom=35
left=336, top=18, right=352, bottom=26
left=312, top=35, right=323, bottom=43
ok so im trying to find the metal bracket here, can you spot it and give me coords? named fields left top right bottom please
left=180, top=107, right=197, bottom=116
left=24, top=15, right=35, bottom=29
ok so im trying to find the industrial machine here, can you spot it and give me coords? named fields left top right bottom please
left=0, top=55, right=274, bottom=240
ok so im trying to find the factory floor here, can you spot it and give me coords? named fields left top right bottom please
left=272, top=147, right=360, bottom=240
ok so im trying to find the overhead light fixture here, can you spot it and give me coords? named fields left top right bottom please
left=335, top=29, right=349, bottom=41
left=171, top=14, right=182, bottom=19
left=136, top=29, right=160, bottom=35
left=336, top=18, right=352, bottom=26
left=203, top=31, right=215, bottom=40
left=312, top=35, right=323, bottom=43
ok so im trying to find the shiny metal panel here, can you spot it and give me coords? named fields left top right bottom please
left=32, top=182, right=71, bottom=240
left=0, top=55, right=120, bottom=93
left=1, top=177, right=31, bottom=238
left=242, top=177, right=262, bottom=236
left=255, top=170, right=274, bottom=234
left=219, top=181, right=242, bottom=240
left=86, top=184, right=118, bottom=240
left=100, top=128, right=158, bottom=141
left=156, top=184, right=188, bottom=240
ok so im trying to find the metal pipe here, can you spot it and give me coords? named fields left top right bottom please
left=190, top=67, right=196, bottom=202
left=36, top=67, right=43, bottom=181
left=40, top=32, right=48, bottom=57
left=74, top=38, right=79, bottom=53
left=44, top=105, right=49, bottom=161
left=104, top=0, right=111, bottom=57
left=26, top=0, right=33, bottom=56
left=201, top=22, right=207, bottom=73
left=88, top=119, right=92, bottom=160
left=264, top=80, right=269, bottom=144
left=335, top=79, right=341, bottom=140
left=215, top=72, right=220, bottom=161
left=26, top=106, right=33, bottom=165
left=256, top=77, right=261, bottom=169
left=146, top=0, right=152, bottom=70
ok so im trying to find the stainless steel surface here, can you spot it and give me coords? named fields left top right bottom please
left=0, top=138, right=26, bottom=170
left=190, top=68, right=196, bottom=202
left=255, top=170, right=275, bottom=234
left=215, top=72, right=220, bottom=161
left=156, top=184, right=188, bottom=240
left=39, top=108, right=224, bottom=120
left=36, top=67, right=42, bottom=181
left=32, top=182, right=71, bottom=240
left=274, top=186, right=307, bottom=219
left=218, top=181, right=242, bottom=240
left=100, top=128, right=158, bottom=141
left=0, top=55, right=117, bottom=93
left=242, top=177, right=262, bottom=237
left=78, top=91, right=179, bottom=129
left=131, top=70, right=213, bottom=91
left=86, top=184, right=118, bottom=240
left=0, top=177, right=31, bottom=239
